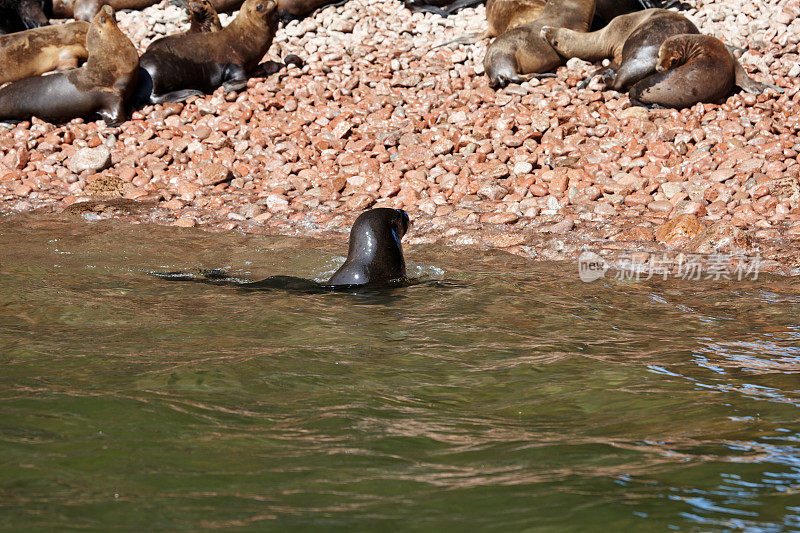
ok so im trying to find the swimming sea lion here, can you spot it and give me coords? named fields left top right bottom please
left=154, top=208, right=411, bottom=290
left=326, top=208, right=409, bottom=285
left=484, top=0, right=596, bottom=88
left=0, top=21, right=89, bottom=85
left=0, top=0, right=47, bottom=30
left=136, top=0, right=278, bottom=104
left=541, top=9, right=775, bottom=95
left=185, top=0, right=222, bottom=32
left=0, top=6, right=139, bottom=125
left=628, top=34, right=734, bottom=108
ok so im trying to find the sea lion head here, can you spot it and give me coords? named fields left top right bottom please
left=184, top=0, right=223, bottom=32
left=656, top=40, right=685, bottom=72
left=238, top=0, right=278, bottom=26
left=86, top=5, right=121, bottom=49
left=84, top=5, right=139, bottom=94
left=326, top=208, right=410, bottom=286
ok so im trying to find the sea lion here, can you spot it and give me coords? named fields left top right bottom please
left=628, top=34, right=734, bottom=108
left=486, top=0, right=544, bottom=37
left=0, top=21, right=89, bottom=85
left=484, top=0, right=596, bottom=88
left=541, top=9, right=697, bottom=90
left=154, top=208, right=411, bottom=290
left=429, top=0, right=644, bottom=53
left=276, top=0, right=345, bottom=20
left=50, top=0, right=160, bottom=21
left=541, top=9, right=775, bottom=95
left=327, top=208, right=409, bottom=285
left=185, top=0, right=222, bottom=32
left=0, top=6, right=139, bottom=125
left=0, top=0, right=47, bottom=30
left=136, top=0, right=278, bottom=104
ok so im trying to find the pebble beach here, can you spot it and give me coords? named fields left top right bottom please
left=2, top=0, right=799, bottom=274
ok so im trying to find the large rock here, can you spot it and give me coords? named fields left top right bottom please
left=68, top=146, right=111, bottom=174
left=197, top=163, right=232, bottom=186
left=655, top=214, right=705, bottom=248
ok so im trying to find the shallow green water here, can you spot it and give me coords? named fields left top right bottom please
left=1, top=213, right=799, bottom=531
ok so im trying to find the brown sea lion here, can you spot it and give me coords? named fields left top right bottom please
left=484, top=0, right=596, bottom=88
left=430, top=0, right=647, bottom=53
left=541, top=9, right=774, bottom=95
left=0, top=0, right=47, bottom=30
left=542, top=9, right=696, bottom=90
left=628, top=34, right=734, bottom=108
left=0, top=21, right=89, bottom=84
left=185, top=0, right=222, bottom=32
left=486, top=0, right=544, bottom=37
left=136, top=0, right=278, bottom=104
left=50, top=0, right=159, bottom=21
left=0, top=6, right=139, bottom=125
left=275, top=0, right=346, bottom=20
left=209, top=0, right=244, bottom=12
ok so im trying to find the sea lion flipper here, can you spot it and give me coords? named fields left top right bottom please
left=255, top=60, right=284, bottom=76
left=97, top=96, right=127, bottom=126
left=732, top=59, right=782, bottom=94
left=222, top=78, right=248, bottom=92
left=152, top=89, right=206, bottom=103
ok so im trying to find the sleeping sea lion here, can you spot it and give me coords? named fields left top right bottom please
left=0, top=21, right=89, bottom=85
left=154, top=208, right=411, bottom=290
left=629, top=34, right=734, bottom=108
left=541, top=9, right=775, bottom=95
left=484, top=0, right=596, bottom=88
left=0, top=6, right=138, bottom=125
left=136, top=0, right=278, bottom=104
left=50, top=0, right=161, bottom=21
left=276, top=0, right=347, bottom=20
left=430, top=0, right=645, bottom=53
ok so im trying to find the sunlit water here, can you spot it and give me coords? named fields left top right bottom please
left=1, top=213, right=798, bottom=531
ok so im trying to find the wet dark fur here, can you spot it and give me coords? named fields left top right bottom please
left=153, top=208, right=411, bottom=291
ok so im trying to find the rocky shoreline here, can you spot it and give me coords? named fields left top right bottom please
left=2, top=0, right=800, bottom=275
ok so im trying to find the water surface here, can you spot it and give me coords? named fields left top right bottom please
left=1, top=214, right=799, bottom=531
